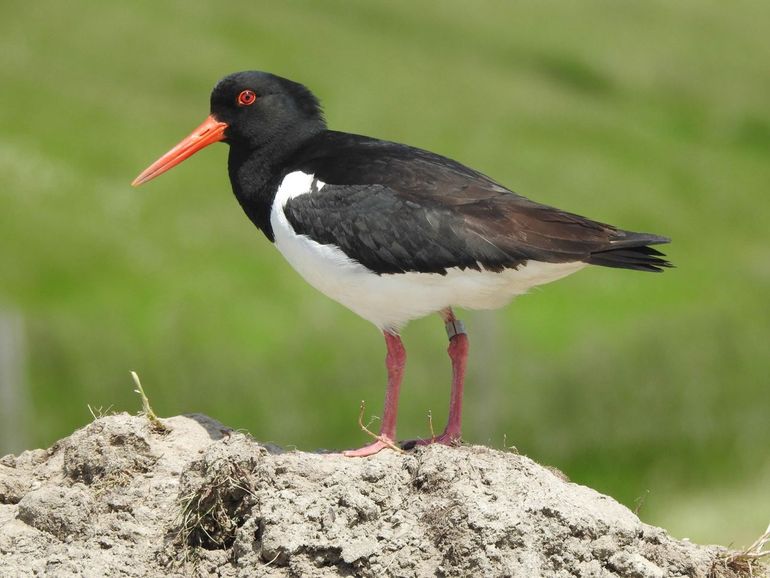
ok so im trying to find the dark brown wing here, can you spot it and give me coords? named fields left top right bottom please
left=284, top=131, right=671, bottom=275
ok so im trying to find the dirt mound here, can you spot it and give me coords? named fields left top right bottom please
left=0, top=414, right=752, bottom=577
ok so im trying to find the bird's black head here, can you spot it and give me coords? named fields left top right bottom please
left=210, top=71, right=326, bottom=149
left=133, top=71, right=325, bottom=186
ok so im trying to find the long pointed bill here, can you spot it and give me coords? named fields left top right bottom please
left=132, top=115, right=228, bottom=186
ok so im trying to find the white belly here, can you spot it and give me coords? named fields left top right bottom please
left=270, top=171, right=586, bottom=331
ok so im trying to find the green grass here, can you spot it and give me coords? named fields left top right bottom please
left=1, top=0, right=769, bottom=547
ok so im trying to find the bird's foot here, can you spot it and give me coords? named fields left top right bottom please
left=342, top=436, right=401, bottom=458
left=342, top=399, right=405, bottom=457
left=400, top=431, right=462, bottom=451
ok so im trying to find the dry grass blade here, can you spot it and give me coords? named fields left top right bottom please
left=87, top=404, right=114, bottom=421
left=712, top=523, right=770, bottom=578
left=130, top=370, right=170, bottom=433
left=356, top=400, right=403, bottom=453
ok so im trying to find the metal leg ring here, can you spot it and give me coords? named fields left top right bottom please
left=445, top=319, right=466, bottom=340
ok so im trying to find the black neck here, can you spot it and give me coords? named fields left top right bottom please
left=228, top=147, right=280, bottom=240
left=227, top=127, right=322, bottom=241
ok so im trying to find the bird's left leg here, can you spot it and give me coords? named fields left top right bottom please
left=403, top=308, right=468, bottom=448
left=439, top=308, right=468, bottom=444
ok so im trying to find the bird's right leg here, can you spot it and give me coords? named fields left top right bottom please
left=402, top=308, right=468, bottom=449
left=343, top=331, right=406, bottom=457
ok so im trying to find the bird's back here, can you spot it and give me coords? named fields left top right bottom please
left=284, top=131, right=671, bottom=275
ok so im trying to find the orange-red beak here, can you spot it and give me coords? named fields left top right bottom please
left=132, top=115, right=228, bottom=186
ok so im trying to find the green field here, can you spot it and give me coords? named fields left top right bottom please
left=1, top=0, right=768, bottom=547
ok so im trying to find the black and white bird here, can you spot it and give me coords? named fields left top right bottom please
left=133, top=71, right=671, bottom=457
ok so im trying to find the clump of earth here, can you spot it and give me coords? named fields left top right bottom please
left=0, top=413, right=756, bottom=577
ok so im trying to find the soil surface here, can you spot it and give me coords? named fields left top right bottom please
left=0, top=414, right=746, bottom=577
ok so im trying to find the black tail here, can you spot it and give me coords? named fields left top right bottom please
left=585, top=232, right=673, bottom=273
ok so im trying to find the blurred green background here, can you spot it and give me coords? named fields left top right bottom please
left=1, top=0, right=768, bottom=547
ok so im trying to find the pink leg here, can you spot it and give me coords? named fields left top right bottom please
left=343, top=331, right=406, bottom=457
left=442, top=321, right=468, bottom=442
left=406, top=309, right=469, bottom=448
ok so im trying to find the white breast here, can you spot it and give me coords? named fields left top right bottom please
left=269, top=171, right=586, bottom=332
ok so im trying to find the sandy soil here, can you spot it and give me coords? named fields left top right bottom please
left=0, top=414, right=750, bottom=577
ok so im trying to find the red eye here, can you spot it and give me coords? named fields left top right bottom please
left=237, top=90, right=257, bottom=106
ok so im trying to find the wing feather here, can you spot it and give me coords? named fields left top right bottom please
left=282, top=131, right=671, bottom=275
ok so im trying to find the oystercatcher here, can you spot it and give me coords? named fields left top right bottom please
left=133, top=71, right=671, bottom=457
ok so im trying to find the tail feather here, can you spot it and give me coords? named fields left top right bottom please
left=585, top=232, right=673, bottom=272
